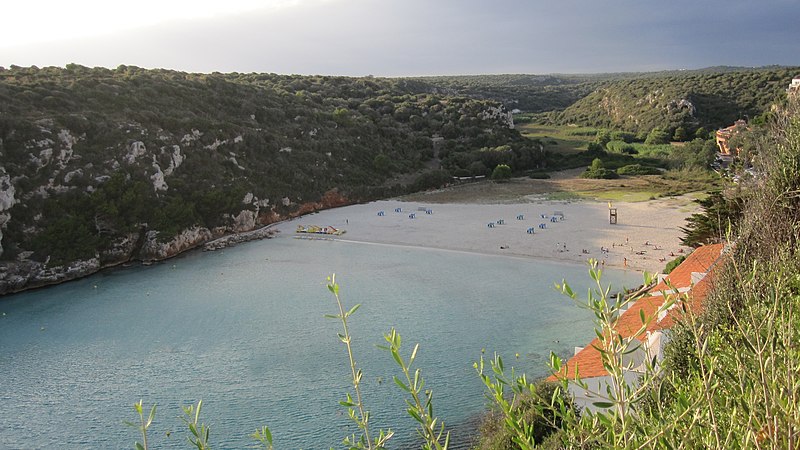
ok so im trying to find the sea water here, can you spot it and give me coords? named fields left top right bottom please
left=0, top=235, right=640, bottom=449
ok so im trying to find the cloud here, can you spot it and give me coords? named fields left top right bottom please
left=1, top=0, right=798, bottom=75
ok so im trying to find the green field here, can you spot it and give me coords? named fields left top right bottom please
left=516, top=123, right=597, bottom=154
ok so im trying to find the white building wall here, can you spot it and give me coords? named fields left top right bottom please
left=567, top=331, right=670, bottom=413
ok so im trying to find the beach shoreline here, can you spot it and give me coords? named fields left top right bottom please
left=275, top=197, right=698, bottom=274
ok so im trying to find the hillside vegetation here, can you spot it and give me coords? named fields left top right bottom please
left=473, top=94, right=800, bottom=450
left=550, top=67, right=799, bottom=136
left=412, top=74, right=597, bottom=113
left=1, top=65, right=795, bottom=294
left=0, top=65, right=535, bottom=292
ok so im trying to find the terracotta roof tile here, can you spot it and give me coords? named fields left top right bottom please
left=547, top=243, right=725, bottom=381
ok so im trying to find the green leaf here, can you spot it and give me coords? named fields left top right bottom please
left=346, top=303, right=361, bottom=317
left=407, top=408, right=423, bottom=423
left=393, top=376, right=410, bottom=392
left=409, top=343, right=419, bottom=366
left=146, top=404, right=156, bottom=427
left=593, top=401, right=614, bottom=409
left=550, top=352, right=562, bottom=372
left=391, top=349, right=404, bottom=367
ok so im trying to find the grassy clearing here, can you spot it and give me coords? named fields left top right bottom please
left=516, top=124, right=595, bottom=154
left=568, top=190, right=660, bottom=202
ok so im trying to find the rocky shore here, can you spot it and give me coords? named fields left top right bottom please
left=203, top=225, right=279, bottom=251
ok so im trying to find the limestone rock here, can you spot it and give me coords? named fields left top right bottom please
left=63, top=169, right=83, bottom=184
left=56, top=129, right=78, bottom=169
left=124, top=141, right=147, bottom=164
left=181, top=129, right=203, bottom=144
left=480, top=106, right=514, bottom=129
left=150, top=163, right=168, bottom=191
left=139, top=227, right=213, bottom=261
left=232, top=210, right=257, bottom=233
left=0, top=172, right=16, bottom=211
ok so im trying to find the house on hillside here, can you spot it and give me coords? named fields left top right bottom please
left=788, top=75, right=800, bottom=97
left=715, top=120, right=749, bottom=156
left=548, top=243, right=727, bottom=412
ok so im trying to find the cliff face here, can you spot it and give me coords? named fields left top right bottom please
left=0, top=66, right=524, bottom=294
left=0, top=168, right=16, bottom=259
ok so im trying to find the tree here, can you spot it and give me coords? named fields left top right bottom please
left=491, top=164, right=512, bottom=181
left=680, top=191, right=743, bottom=247
left=468, top=161, right=488, bottom=176
left=611, top=130, right=636, bottom=143
left=595, top=129, right=612, bottom=147
left=582, top=158, right=619, bottom=179
left=672, top=126, right=688, bottom=142
left=372, top=154, right=392, bottom=173
left=645, top=128, right=670, bottom=145
left=694, top=127, right=709, bottom=140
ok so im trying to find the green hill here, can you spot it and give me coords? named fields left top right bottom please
left=0, top=65, right=537, bottom=293
left=551, top=67, right=799, bottom=135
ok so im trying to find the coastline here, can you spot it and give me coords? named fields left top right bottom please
left=275, top=197, right=697, bottom=274
left=0, top=179, right=699, bottom=296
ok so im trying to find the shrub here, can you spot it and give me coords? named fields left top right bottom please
left=616, top=164, right=661, bottom=175
left=491, top=164, right=512, bottom=181
left=611, top=130, right=636, bottom=143
left=412, top=169, right=452, bottom=191
left=581, top=158, right=619, bottom=179
left=606, top=140, right=637, bottom=154
left=474, top=381, right=572, bottom=450
left=663, top=254, right=686, bottom=274
left=644, top=128, right=670, bottom=145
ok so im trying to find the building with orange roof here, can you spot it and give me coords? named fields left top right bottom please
left=788, top=76, right=800, bottom=97
left=715, top=120, right=748, bottom=156
left=548, top=243, right=726, bottom=411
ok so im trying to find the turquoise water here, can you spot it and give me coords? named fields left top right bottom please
left=0, top=235, right=640, bottom=449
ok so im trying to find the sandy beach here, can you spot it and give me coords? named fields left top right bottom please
left=275, top=194, right=698, bottom=274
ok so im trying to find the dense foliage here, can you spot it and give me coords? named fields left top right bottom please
left=472, top=91, right=800, bottom=450
left=1, top=63, right=792, bottom=287
left=0, top=65, right=526, bottom=265
left=680, top=191, right=744, bottom=247
left=650, top=95, right=800, bottom=449
left=412, top=74, right=597, bottom=113
left=581, top=158, right=619, bottom=179
left=551, top=67, right=799, bottom=137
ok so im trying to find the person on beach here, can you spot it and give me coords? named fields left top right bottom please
left=623, top=257, right=628, bottom=268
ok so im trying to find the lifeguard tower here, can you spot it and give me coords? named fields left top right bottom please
left=609, top=202, right=617, bottom=224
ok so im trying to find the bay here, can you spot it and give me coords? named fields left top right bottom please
left=0, top=235, right=640, bottom=449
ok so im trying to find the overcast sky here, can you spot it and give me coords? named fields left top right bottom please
left=2, top=0, right=798, bottom=76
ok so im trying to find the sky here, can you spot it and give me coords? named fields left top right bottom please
left=1, top=0, right=799, bottom=76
